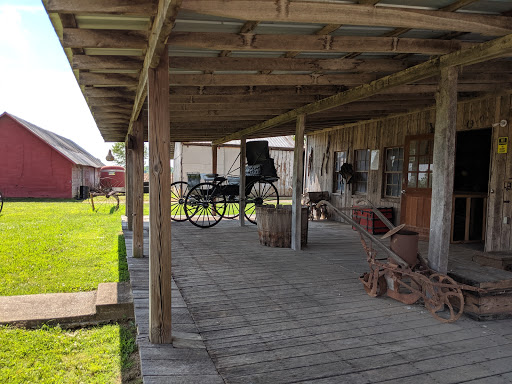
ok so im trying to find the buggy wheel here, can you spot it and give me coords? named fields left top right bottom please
left=185, top=182, right=227, bottom=228
left=224, top=195, right=240, bottom=219
left=244, top=179, right=279, bottom=224
left=170, top=181, right=189, bottom=222
left=0, top=190, right=3, bottom=213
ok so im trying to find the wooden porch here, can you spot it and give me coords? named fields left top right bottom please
left=124, top=218, right=512, bottom=384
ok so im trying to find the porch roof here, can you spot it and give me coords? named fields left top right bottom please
left=42, top=0, right=512, bottom=144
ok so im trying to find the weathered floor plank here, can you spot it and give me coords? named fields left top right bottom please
left=124, top=218, right=512, bottom=384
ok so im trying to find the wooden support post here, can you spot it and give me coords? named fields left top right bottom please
left=132, top=117, right=144, bottom=259
left=239, top=138, right=246, bottom=226
left=212, top=144, right=218, bottom=174
left=428, top=67, right=458, bottom=274
left=292, top=114, right=306, bottom=251
left=125, top=140, right=134, bottom=231
left=148, top=49, right=172, bottom=344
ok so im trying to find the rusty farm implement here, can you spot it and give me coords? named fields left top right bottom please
left=317, top=199, right=482, bottom=323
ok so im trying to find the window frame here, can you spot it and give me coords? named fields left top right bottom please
left=353, top=149, right=370, bottom=194
left=333, top=151, right=347, bottom=194
left=383, top=146, right=404, bottom=198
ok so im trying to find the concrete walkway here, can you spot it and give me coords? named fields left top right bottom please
left=0, top=282, right=134, bottom=328
left=126, top=218, right=512, bottom=384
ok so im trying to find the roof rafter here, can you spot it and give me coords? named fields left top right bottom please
left=45, top=0, right=157, bottom=16
left=213, top=33, right=512, bottom=145
left=169, top=57, right=411, bottom=73
left=169, top=32, right=471, bottom=55
left=127, top=0, right=183, bottom=137
left=182, top=1, right=512, bottom=36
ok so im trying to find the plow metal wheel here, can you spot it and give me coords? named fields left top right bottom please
left=422, top=274, right=464, bottom=323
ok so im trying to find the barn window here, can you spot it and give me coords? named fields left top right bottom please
left=384, top=147, right=404, bottom=198
left=333, top=151, right=346, bottom=193
left=353, top=149, right=370, bottom=194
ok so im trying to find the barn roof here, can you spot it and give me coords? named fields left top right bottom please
left=42, top=0, right=512, bottom=144
left=2, top=112, right=104, bottom=168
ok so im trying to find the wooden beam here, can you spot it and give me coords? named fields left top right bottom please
left=213, top=33, right=512, bottom=145
left=239, top=138, right=246, bottom=227
left=132, top=117, right=145, bottom=259
left=170, top=73, right=376, bottom=87
left=169, top=101, right=306, bottom=110
left=182, top=1, right=512, bottom=36
left=73, top=55, right=143, bottom=70
left=45, top=0, right=157, bottom=16
left=169, top=32, right=470, bottom=55
left=87, top=97, right=135, bottom=106
left=169, top=99, right=431, bottom=112
left=292, top=115, right=305, bottom=251
left=168, top=83, right=512, bottom=98
left=346, top=0, right=480, bottom=58
left=148, top=46, right=172, bottom=344
left=212, top=145, right=218, bottom=175
left=128, top=0, right=182, bottom=137
left=62, top=29, right=147, bottom=49
left=79, top=72, right=138, bottom=86
left=125, top=140, right=134, bottom=231
left=428, top=67, right=458, bottom=274
left=84, top=87, right=136, bottom=98
left=220, top=20, right=260, bottom=57
left=170, top=57, right=410, bottom=73
left=91, top=106, right=133, bottom=114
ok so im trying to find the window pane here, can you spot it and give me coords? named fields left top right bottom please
left=386, top=156, right=393, bottom=171
left=408, top=156, right=417, bottom=172
left=418, top=172, right=429, bottom=188
left=386, top=186, right=393, bottom=196
left=419, top=155, right=430, bottom=172
left=408, top=173, right=417, bottom=188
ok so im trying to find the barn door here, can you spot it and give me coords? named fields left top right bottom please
left=400, top=134, right=434, bottom=238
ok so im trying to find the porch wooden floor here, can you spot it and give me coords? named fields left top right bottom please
left=124, top=219, right=512, bottom=384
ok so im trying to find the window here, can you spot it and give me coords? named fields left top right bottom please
left=354, top=149, right=370, bottom=194
left=384, top=147, right=404, bottom=197
left=333, top=151, right=346, bottom=193
left=407, top=138, right=434, bottom=189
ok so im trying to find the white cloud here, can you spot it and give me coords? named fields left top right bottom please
left=0, top=5, right=32, bottom=65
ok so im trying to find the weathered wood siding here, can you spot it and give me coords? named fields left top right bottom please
left=306, top=94, right=512, bottom=251
left=71, top=166, right=99, bottom=198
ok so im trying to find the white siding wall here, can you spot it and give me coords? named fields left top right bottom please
left=172, top=143, right=294, bottom=197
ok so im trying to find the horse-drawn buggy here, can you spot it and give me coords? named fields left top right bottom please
left=170, top=140, right=280, bottom=228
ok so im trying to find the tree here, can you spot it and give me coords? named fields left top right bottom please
left=109, top=142, right=148, bottom=167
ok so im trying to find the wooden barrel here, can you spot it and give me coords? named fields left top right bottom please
left=256, top=205, right=308, bottom=248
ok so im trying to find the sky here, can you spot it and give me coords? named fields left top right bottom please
left=0, top=0, right=117, bottom=164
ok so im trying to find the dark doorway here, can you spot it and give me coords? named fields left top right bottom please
left=452, top=128, right=491, bottom=243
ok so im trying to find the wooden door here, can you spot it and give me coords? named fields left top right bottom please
left=400, top=134, right=434, bottom=238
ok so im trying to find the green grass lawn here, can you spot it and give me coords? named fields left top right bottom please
left=0, top=198, right=141, bottom=383
left=0, top=323, right=139, bottom=384
left=0, top=199, right=128, bottom=296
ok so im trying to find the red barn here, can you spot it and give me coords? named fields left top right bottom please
left=0, top=112, right=104, bottom=198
